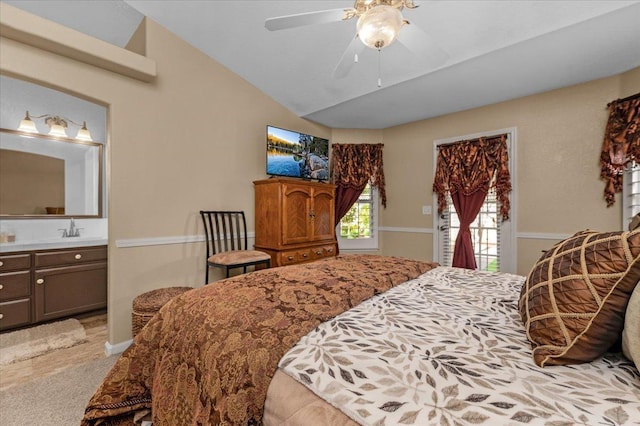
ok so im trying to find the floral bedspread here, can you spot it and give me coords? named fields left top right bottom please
left=81, top=254, right=436, bottom=425
left=280, top=267, right=640, bottom=425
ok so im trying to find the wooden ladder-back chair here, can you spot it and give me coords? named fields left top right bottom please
left=199, top=210, right=271, bottom=283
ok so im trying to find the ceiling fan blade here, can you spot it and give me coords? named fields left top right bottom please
left=398, top=20, right=449, bottom=68
left=333, top=35, right=366, bottom=79
left=265, top=8, right=351, bottom=31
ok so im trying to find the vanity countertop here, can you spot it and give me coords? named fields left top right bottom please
left=0, top=237, right=108, bottom=253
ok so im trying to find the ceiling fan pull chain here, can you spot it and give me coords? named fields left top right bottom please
left=378, top=48, right=382, bottom=88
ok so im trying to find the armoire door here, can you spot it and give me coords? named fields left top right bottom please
left=310, top=187, right=335, bottom=241
left=282, top=183, right=313, bottom=245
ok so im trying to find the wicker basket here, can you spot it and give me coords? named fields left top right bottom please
left=131, top=286, right=192, bottom=337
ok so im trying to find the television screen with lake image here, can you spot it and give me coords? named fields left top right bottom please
left=266, top=125, right=330, bottom=181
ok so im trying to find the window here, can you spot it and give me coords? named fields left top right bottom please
left=337, top=183, right=378, bottom=250
left=433, top=127, right=516, bottom=273
left=439, top=188, right=501, bottom=272
left=623, top=161, right=640, bottom=228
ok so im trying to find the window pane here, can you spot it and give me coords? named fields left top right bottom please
left=360, top=185, right=371, bottom=199
left=442, top=190, right=500, bottom=271
left=340, top=183, right=374, bottom=240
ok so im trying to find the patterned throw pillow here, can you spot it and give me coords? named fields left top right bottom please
left=519, top=229, right=640, bottom=367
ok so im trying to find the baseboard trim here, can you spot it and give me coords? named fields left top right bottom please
left=104, top=339, right=133, bottom=356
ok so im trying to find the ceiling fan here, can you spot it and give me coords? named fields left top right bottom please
left=265, top=0, right=448, bottom=80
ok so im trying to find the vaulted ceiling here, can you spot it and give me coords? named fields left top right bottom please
left=5, top=0, right=640, bottom=129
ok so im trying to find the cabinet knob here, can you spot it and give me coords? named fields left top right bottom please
left=302, top=253, right=308, bottom=258
left=316, top=251, right=322, bottom=255
left=0, top=313, right=3, bottom=320
left=0, top=284, right=3, bottom=290
left=327, top=248, right=333, bottom=253
left=0, top=261, right=3, bottom=267
left=75, top=254, right=82, bottom=260
left=36, top=278, right=45, bottom=285
left=287, top=256, right=294, bottom=261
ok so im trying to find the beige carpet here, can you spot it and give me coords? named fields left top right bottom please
left=0, top=355, right=118, bottom=426
left=0, top=318, right=87, bottom=365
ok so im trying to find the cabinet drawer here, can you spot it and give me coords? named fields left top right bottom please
left=309, top=246, right=326, bottom=258
left=0, top=254, right=31, bottom=272
left=0, top=299, right=31, bottom=331
left=310, top=244, right=336, bottom=260
left=35, top=262, right=107, bottom=322
left=0, top=271, right=30, bottom=301
left=35, top=246, right=107, bottom=268
left=279, top=248, right=313, bottom=266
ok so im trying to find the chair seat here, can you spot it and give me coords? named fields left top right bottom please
left=208, top=250, right=271, bottom=266
left=200, top=210, right=271, bottom=282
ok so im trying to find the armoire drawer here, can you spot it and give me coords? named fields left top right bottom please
left=278, top=248, right=312, bottom=266
left=310, top=244, right=336, bottom=260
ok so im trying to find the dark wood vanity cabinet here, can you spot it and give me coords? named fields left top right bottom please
left=0, top=253, right=32, bottom=330
left=0, top=246, right=107, bottom=331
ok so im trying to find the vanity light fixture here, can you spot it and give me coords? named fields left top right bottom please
left=17, top=111, right=38, bottom=134
left=17, top=110, right=93, bottom=141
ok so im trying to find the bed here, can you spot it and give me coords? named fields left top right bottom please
left=82, top=230, right=640, bottom=426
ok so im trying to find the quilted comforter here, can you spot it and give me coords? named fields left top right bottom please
left=81, top=254, right=436, bottom=425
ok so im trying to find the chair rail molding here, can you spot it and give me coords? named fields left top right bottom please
left=115, top=233, right=256, bottom=248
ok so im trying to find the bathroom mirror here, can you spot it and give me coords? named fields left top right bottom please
left=0, top=128, right=103, bottom=217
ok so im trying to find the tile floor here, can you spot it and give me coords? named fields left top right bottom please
left=0, top=313, right=107, bottom=391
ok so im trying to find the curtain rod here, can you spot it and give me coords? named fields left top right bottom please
left=607, top=92, right=640, bottom=107
left=437, top=133, right=507, bottom=149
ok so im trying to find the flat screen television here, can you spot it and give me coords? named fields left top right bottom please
left=266, top=125, right=330, bottom=181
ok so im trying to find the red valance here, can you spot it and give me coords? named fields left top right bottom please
left=432, top=135, right=511, bottom=221
left=600, top=94, right=640, bottom=206
left=331, top=143, right=386, bottom=207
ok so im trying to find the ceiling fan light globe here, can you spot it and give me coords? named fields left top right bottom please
left=357, top=5, right=403, bottom=49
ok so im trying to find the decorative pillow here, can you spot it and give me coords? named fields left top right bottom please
left=519, top=229, right=640, bottom=367
left=622, top=283, right=640, bottom=369
left=630, top=213, right=640, bottom=231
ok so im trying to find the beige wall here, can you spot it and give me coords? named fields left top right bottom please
left=1, top=7, right=637, bottom=345
left=1, top=17, right=329, bottom=344
left=339, top=72, right=633, bottom=275
left=620, top=67, right=640, bottom=96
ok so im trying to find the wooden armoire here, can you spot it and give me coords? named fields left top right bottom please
left=254, top=178, right=337, bottom=267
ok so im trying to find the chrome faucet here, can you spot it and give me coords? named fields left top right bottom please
left=59, top=218, right=82, bottom=238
